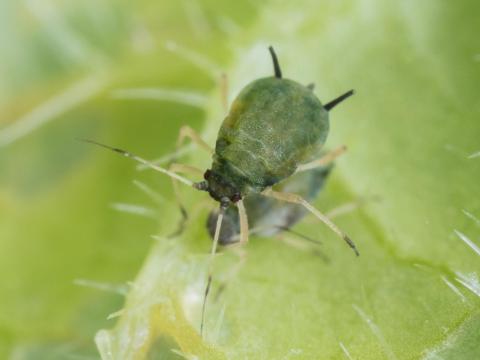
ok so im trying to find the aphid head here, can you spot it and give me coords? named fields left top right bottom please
left=194, top=169, right=241, bottom=208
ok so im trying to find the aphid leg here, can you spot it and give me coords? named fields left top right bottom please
left=79, top=139, right=194, bottom=186
left=168, top=163, right=204, bottom=237
left=237, top=199, right=249, bottom=244
left=261, top=188, right=359, bottom=256
left=201, top=206, right=225, bottom=338
left=220, top=72, right=229, bottom=112
left=295, top=145, right=347, bottom=173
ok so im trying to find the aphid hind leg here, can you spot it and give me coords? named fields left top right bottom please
left=261, top=188, right=359, bottom=256
left=295, top=145, right=347, bottom=173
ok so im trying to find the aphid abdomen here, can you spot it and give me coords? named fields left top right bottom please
left=213, top=77, right=329, bottom=193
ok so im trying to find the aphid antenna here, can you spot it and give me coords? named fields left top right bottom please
left=324, top=89, right=355, bottom=111
left=268, top=46, right=282, bottom=79
left=78, top=139, right=194, bottom=187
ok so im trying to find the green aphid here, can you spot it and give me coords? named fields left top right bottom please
left=206, top=157, right=334, bottom=246
left=196, top=47, right=356, bottom=254
left=84, top=46, right=356, bottom=254
left=202, top=51, right=340, bottom=200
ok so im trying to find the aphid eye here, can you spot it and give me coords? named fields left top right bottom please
left=204, top=169, right=212, bottom=180
left=231, top=193, right=241, bottom=203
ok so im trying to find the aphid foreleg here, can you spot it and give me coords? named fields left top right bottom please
left=261, top=188, right=359, bottom=256
left=237, top=199, right=249, bottom=244
left=295, top=145, right=347, bottom=173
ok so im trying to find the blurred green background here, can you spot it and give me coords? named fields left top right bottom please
left=1, top=0, right=479, bottom=359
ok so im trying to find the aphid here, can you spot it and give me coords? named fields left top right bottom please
left=83, top=46, right=357, bottom=336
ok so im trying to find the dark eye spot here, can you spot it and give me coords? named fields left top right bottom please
left=231, top=193, right=241, bottom=203
left=204, top=169, right=212, bottom=180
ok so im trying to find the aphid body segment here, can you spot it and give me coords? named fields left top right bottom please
left=207, top=161, right=333, bottom=245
